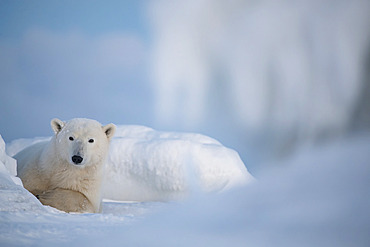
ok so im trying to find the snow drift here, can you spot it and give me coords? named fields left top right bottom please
left=7, top=125, right=254, bottom=202
left=104, top=125, right=252, bottom=201
left=0, top=135, right=45, bottom=213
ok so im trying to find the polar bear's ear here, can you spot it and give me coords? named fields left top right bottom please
left=51, top=118, right=65, bottom=134
left=102, top=123, right=116, bottom=140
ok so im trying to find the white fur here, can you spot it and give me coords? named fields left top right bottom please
left=15, top=118, right=115, bottom=213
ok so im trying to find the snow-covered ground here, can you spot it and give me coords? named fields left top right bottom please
left=1, top=126, right=370, bottom=246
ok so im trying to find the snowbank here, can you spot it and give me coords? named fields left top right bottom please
left=0, top=135, right=19, bottom=182
left=7, top=125, right=254, bottom=201
left=104, top=125, right=253, bottom=201
left=0, top=135, right=45, bottom=213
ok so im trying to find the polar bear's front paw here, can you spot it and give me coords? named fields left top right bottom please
left=38, top=188, right=96, bottom=213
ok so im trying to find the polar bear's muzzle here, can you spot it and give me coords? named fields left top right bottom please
left=72, top=155, right=83, bottom=165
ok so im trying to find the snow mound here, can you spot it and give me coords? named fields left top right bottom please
left=7, top=125, right=254, bottom=202
left=104, top=125, right=253, bottom=201
left=0, top=135, right=18, bottom=178
left=0, top=135, right=45, bottom=213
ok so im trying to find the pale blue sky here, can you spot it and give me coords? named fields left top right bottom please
left=0, top=0, right=149, bottom=39
left=0, top=1, right=154, bottom=142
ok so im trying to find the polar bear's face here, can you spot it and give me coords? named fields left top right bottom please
left=51, top=118, right=116, bottom=167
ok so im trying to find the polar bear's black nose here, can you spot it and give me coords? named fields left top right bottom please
left=72, top=155, right=83, bottom=164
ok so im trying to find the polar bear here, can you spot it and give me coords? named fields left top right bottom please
left=15, top=118, right=116, bottom=213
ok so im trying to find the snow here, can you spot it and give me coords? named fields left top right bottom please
left=1, top=131, right=370, bottom=246
left=0, top=135, right=22, bottom=186
left=104, top=125, right=253, bottom=201
left=0, top=135, right=46, bottom=215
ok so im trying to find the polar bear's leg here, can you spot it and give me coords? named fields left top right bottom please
left=37, top=188, right=95, bottom=213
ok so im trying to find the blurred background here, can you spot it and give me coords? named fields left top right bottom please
left=1, top=0, right=369, bottom=175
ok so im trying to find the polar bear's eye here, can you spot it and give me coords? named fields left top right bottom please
left=69, top=137, right=74, bottom=141
left=88, top=139, right=94, bottom=143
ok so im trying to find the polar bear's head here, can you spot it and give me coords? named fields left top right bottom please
left=50, top=118, right=116, bottom=167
